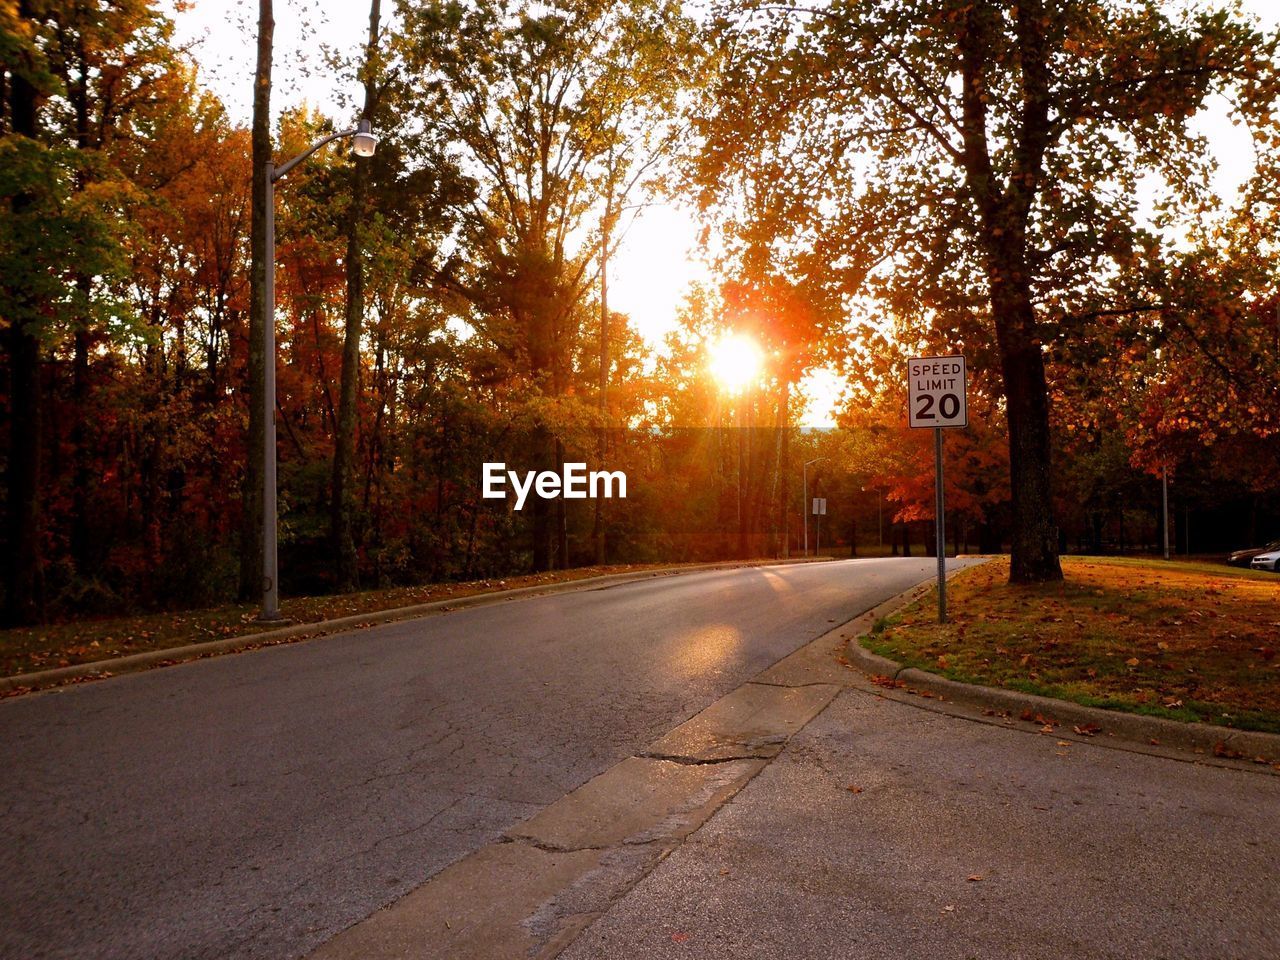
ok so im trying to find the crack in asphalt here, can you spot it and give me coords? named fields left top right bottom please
left=634, top=751, right=775, bottom=765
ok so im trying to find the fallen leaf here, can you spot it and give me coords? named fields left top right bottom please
left=671, top=932, right=690, bottom=943
left=870, top=675, right=906, bottom=689
left=966, top=874, right=983, bottom=882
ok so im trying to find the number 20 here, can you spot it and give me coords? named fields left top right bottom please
left=916, top=394, right=960, bottom=420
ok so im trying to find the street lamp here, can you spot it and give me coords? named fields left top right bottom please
left=803, top=457, right=825, bottom=558
left=259, top=121, right=378, bottom=622
left=352, top=119, right=379, bottom=157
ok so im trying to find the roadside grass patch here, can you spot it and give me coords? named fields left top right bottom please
left=862, top=556, right=1280, bottom=733
left=0, top=563, right=707, bottom=681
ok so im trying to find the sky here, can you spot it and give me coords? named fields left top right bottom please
left=167, top=0, right=1280, bottom=427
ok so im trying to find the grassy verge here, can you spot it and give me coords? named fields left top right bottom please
left=864, top=556, right=1280, bottom=734
left=0, top=562, right=736, bottom=681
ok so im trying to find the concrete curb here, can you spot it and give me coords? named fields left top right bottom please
left=1, top=558, right=833, bottom=697
left=843, top=576, right=1280, bottom=765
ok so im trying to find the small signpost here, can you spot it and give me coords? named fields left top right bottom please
left=908, top=356, right=968, bottom=623
left=812, top=497, right=827, bottom=555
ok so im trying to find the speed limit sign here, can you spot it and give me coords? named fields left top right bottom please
left=908, top=356, right=967, bottom=428
left=907, top=354, right=968, bottom=625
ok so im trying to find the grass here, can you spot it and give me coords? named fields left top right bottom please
left=863, top=556, right=1280, bottom=734
left=0, top=561, right=730, bottom=682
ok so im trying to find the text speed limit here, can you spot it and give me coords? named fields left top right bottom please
left=908, top=356, right=967, bottom=429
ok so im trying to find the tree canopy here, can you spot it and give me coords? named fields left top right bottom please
left=693, top=0, right=1280, bottom=581
left=1, top=0, right=1278, bottom=624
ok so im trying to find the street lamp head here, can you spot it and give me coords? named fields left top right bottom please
left=353, top=119, right=378, bottom=158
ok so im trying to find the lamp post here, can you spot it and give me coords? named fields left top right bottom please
left=258, top=120, right=378, bottom=622
left=803, top=457, right=824, bottom=558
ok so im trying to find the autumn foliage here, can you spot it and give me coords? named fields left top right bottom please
left=2, top=0, right=1279, bottom=625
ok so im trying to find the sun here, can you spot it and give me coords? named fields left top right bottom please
left=707, top=333, right=764, bottom=394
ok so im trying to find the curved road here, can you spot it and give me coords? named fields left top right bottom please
left=1, top=558, right=949, bottom=960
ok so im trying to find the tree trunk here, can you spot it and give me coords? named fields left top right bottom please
left=4, top=327, right=42, bottom=626
left=239, top=0, right=272, bottom=600
left=592, top=196, right=612, bottom=566
left=992, top=277, right=1062, bottom=582
left=330, top=0, right=380, bottom=592
left=555, top=436, right=568, bottom=569
left=775, top=383, right=790, bottom=558
left=69, top=45, right=92, bottom=577
left=959, top=1, right=1062, bottom=583
left=528, top=416, right=554, bottom=571
left=736, top=405, right=747, bottom=559
left=4, top=2, right=45, bottom=625
left=70, top=316, right=92, bottom=573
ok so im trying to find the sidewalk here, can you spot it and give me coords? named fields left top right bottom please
left=558, top=685, right=1280, bottom=959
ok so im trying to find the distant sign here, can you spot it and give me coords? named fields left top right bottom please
left=908, top=356, right=968, bottom=429
left=812, top=497, right=827, bottom=516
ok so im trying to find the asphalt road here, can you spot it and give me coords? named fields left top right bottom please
left=1, top=557, right=949, bottom=960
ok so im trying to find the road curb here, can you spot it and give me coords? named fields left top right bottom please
left=842, top=579, right=1280, bottom=765
left=1, top=558, right=832, bottom=697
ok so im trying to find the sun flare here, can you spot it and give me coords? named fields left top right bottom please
left=707, top=334, right=764, bottom=394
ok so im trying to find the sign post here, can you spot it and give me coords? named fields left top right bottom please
left=812, top=497, right=827, bottom=556
left=908, top=355, right=968, bottom=623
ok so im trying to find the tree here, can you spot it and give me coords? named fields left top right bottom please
left=1, top=0, right=47, bottom=624
left=330, top=0, right=382, bottom=591
left=394, top=0, right=693, bottom=570
left=695, top=0, right=1278, bottom=581
left=40, top=0, right=188, bottom=578
left=2, top=0, right=135, bottom=622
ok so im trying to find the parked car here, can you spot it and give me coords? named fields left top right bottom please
left=1250, top=547, right=1280, bottom=573
left=1228, top=539, right=1280, bottom=567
